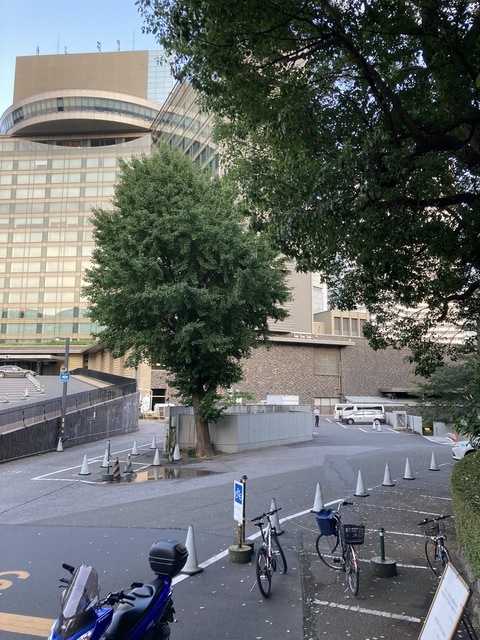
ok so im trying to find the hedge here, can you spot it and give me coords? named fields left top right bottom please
left=451, top=452, right=480, bottom=578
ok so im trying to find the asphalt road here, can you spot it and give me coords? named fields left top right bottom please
left=0, top=416, right=467, bottom=639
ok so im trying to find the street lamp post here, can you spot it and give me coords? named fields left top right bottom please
left=59, top=337, right=70, bottom=444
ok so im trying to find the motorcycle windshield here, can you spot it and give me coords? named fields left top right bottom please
left=56, top=565, right=100, bottom=638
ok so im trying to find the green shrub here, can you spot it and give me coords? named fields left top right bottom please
left=451, top=452, right=480, bottom=578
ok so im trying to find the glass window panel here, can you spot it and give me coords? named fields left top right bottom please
left=0, top=175, right=12, bottom=185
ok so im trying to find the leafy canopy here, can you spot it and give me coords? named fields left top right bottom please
left=83, top=146, right=290, bottom=449
left=137, top=0, right=480, bottom=375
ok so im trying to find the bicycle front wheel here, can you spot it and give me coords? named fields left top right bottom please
left=256, top=546, right=272, bottom=597
left=316, top=532, right=342, bottom=570
left=425, top=538, right=442, bottom=577
left=345, top=545, right=360, bottom=596
left=271, top=533, right=287, bottom=574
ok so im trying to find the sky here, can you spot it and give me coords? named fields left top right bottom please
left=0, top=0, right=160, bottom=117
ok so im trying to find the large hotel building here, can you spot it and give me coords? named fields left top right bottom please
left=0, top=50, right=419, bottom=411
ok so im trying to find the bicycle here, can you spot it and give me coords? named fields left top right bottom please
left=315, top=500, right=365, bottom=596
left=418, top=514, right=451, bottom=577
left=251, top=508, right=287, bottom=597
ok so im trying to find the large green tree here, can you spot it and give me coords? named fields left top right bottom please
left=83, top=146, right=290, bottom=457
left=137, top=0, right=480, bottom=375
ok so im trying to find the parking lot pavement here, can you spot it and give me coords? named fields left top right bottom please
left=292, top=460, right=461, bottom=639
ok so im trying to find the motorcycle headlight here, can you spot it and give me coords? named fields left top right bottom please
left=76, top=631, right=94, bottom=640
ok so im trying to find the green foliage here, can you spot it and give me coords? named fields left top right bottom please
left=137, top=0, right=480, bottom=374
left=83, top=145, right=290, bottom=456
left=451, top=452, right=480, bottom=579
left=416, top=357, right=480, bottom=443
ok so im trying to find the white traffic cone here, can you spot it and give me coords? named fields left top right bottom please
left=131, top=440, right=139, bottom=456
left=124, top=454, right=133, bottom=474
left=24, top=388, right=29, bottom=398
left=56, top=437, right=64, bottom=452
left=101, top=447, right=110, bottom=468
left=354, top=470, right=369, bottom=497
left=403, top=458, right=415, bottom=480
left=372, top=420, right=377, bottom=430
left=152, top=448, right=161, bottom=466
left=310, top=482, right=325, bottom=512
left=182, top=525, right=203, bottom=575
left=150, top=435, right=157, bottom=449
left=377, top=421, right=382, bottom=432
left=270, top=498, right=284, bottom=535
left=382, top=462, right=395, bottom=487
left=79, top=455, right=91, bottom=476
left=429, top=452, right=440, bottom=471
left=173, top=443, right=182, bottom=461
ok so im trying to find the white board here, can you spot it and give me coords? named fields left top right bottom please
left=419, top=563, right=471, bottom=640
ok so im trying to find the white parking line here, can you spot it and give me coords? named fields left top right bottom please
left=313, top=599, right=422, bottom=624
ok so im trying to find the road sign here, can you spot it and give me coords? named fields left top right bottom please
left=60, top=372, right=70, bottom=382
left=234, top=480, right=244, bottom=524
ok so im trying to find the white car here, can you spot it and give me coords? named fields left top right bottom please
left=341, top=409, right=386, bottom=425
left=452, top=440, right=477, bottom=461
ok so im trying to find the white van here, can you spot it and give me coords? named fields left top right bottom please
left=336, top=403, right=385, bottom=420
left=333, top=404, right=348, bottom=420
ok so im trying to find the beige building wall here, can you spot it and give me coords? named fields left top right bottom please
left=14, top=51, right=150, bottom=103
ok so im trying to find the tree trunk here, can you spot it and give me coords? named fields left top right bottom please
left=192, top=390, right=215, bottom=458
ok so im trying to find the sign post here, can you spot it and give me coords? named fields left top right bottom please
left=234, top=475, right=248, bottom=548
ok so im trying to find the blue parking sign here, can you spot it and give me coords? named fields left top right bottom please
left=234, top=480, right=243, bottom=523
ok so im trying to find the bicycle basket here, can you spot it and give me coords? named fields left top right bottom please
left=316, top=509, right=337, bottom=536
left=340, top=524, right=365, bottom=545
left=423, top=520, right=444, bottom=537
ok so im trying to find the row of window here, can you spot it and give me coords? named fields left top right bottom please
left=0, top=200, right=106, bottom=213
left=0, top=156, right=119, bottom=170
left=333, top=317, right=367, bottom=337
left=1, top=96, right=159, bottom=134
left=0, top=185, right=114, bottom=199
left=1, top=171, right=118, bottom=184
left=0, top=231, right=93, bottom=243
left=1, top=307, right=87, bottom=318
left=0, top=246, right=91, bottom=259
left=0, top=322, right=98, bottom=336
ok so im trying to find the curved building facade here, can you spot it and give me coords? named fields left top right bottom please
left=0, top=50, right=174, bottom=344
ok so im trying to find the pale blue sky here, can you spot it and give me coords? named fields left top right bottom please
left=0, top=0, right=160, bottom=117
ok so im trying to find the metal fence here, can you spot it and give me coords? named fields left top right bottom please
left=0, top=370, right=136, bottom=434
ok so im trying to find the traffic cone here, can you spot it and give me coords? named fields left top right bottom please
left=377, top=421, right=382, bottom=432
left=152, top=448, right=161, bottom=466
left=429, top=452, right=440, bottom=471
left=382, top=462, right=395, bottom=487
left=24, top=388, right=29, bottom=398
left=354, top=470, right=369, bottom=497
left=131, top=440, right=139, bottom=456
left=113, top=457, right=121, bottom=481
left=310, top=482, right=325, bottom=512
left=270, top=498, right=284, bottom=535
left=173, top=443, right=182, bottom=461
left=56, top=437, right=64, bottom=452
left=3, top=394, right=9, bottom=403
left=403, top=458, right=415, bottom=480
left=182, top=525, right=203, bottom=575
left=101, top=447, right=110, bottom=468
left=79, top=455, right=91, bottom=476
left=150, top=435, right=157, bottom=449
left=372, top=420, right=377, bottom=430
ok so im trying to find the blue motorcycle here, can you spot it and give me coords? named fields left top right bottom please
left=47, top=540, right=188, bottom=640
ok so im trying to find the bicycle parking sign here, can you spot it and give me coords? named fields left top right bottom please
left=234, top=480, right=244, bottom=524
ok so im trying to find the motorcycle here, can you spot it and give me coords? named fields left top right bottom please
left=47, top=539, right=188, bottom=640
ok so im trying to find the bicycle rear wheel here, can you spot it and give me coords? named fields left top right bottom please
left=256, top=546, right=272, bottom=597
left=425, top=538, right=446, bottom=577
left=271, top=533, right=287, bottom=574
left=345, top=545, right=360, bottom=596
left=316, top=532, right=342, bottom=569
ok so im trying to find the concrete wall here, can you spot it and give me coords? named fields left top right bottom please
left=0, top=391, right=139, bottom=463
left=170, top=405, right=313, bottom=454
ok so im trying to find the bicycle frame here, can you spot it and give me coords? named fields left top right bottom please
left=251, top=508, right=287, bottom=597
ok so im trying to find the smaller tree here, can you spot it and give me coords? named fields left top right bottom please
left=83, top=145, right=290, bottom=457
left=416, top=356, right=480, bottom=446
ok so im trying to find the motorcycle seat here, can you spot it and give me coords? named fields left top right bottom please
left=104, top=579, right=167, bottom=640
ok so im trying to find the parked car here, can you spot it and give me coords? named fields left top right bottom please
left=341, top=409, right=386, bottom=425
left=452, top=440, right=477, bottom=461
left=0, top=365, right=37, bottom=378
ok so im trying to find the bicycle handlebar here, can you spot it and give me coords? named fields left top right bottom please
left=251, top=507, right=281, bottom=523
left=418, top=514, right=451, bottom=526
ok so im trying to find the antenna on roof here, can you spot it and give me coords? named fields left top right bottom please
left=97, top=41, right=101, bottom=52
left=36, top=46, right=39, bottom=55
left=117, top=39, right=120, bottom=51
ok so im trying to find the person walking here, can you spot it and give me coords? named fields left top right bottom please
left=313, top=406, right=320, bottom=428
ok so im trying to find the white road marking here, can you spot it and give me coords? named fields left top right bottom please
left=313, top=599, right=422, bottom=623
